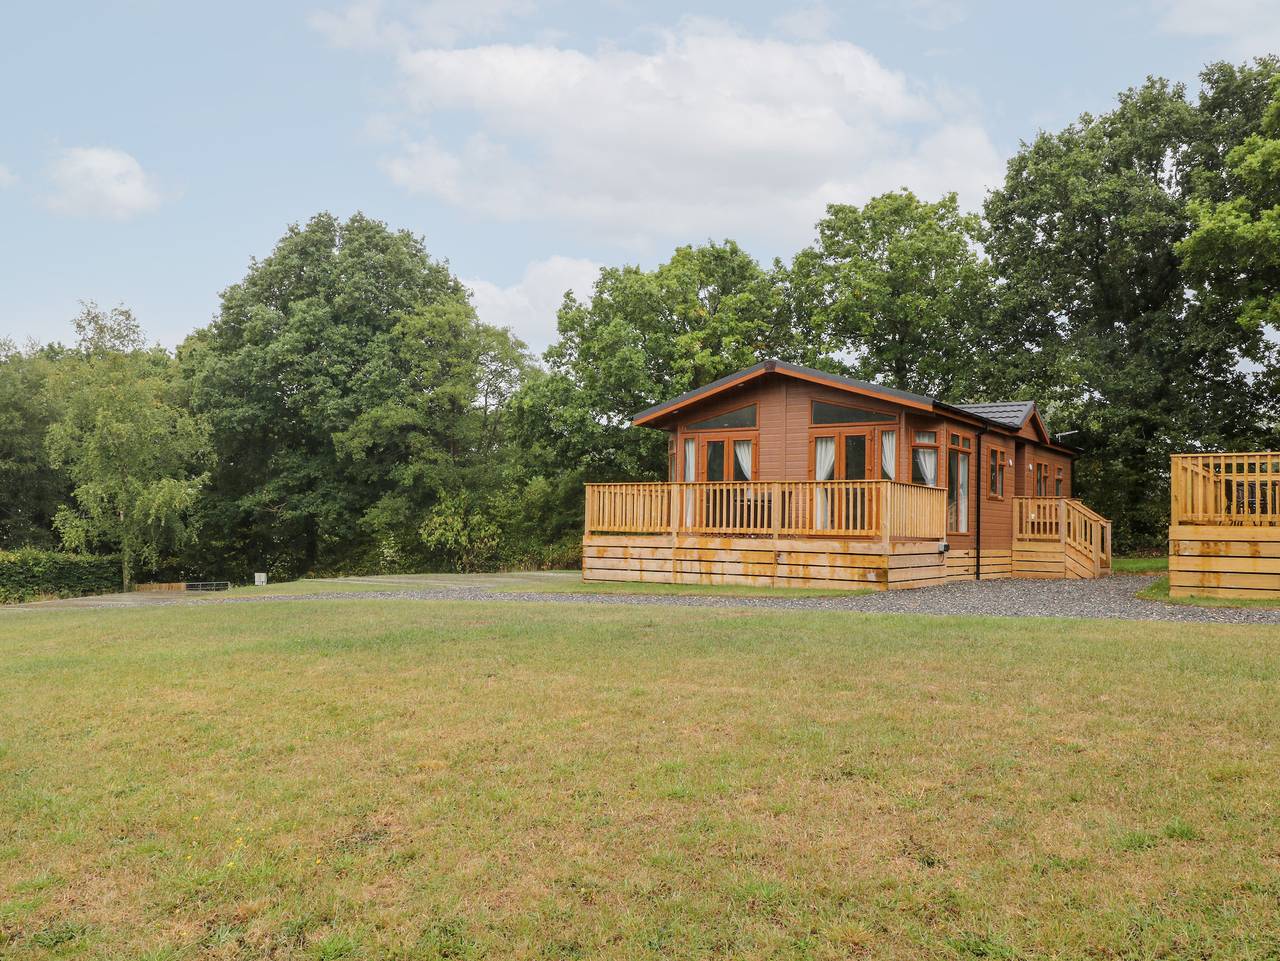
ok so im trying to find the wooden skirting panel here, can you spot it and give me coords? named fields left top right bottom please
left=583, top=534, right=947, bottom=591
left=1012, top=538, right=1066, bottom=579
left=1168, top=525, right=1280, bottom=599
left=943, top=549, right=1013, bottom=582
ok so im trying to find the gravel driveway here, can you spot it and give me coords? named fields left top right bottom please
left=9, top=574, right=1280, bottom=625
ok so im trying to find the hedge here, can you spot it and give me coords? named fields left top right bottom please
left=0, top=549, right=119, bottom=604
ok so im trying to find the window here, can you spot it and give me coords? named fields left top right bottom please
left=811, top=431, right=875, bottom=480
left=688, top=404, right=756, bottom=431
left=683, top=438, right=695, bottom=482
left=880, top=430, right=896, bottom=480
left=1055, top=466, right=1064, bottom=496
left=811, top=400, right=896, bottom=425
left=700, top=435, right=755, bottom=481
left=911, top=430, right=939, bottom=486
left=988, top=448, right=1005, bottom=499
left=947, top=433, right=971, bottom=532
left=1034, top=462, right=1049, bottom=497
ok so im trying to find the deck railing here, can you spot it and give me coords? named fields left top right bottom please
left=1014, top=496, right=1112, bottom=573
left=585, top=480, right=947, bottom=541
left=1171, top=452, right=1280, bottom=526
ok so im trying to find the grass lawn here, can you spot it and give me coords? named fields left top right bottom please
left=1137, top=575, right=1280, bottom=609
left=2, top=601, right=1279, bottom=959
left=226, top=572, right=863, bottom=600
left=1112, top=555, right=1168, bottom=574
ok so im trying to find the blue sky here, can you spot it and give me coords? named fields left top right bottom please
left=2, top=0, right=1277, bottom=354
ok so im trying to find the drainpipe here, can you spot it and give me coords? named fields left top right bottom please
left=975, top=428, right=986, bottom=580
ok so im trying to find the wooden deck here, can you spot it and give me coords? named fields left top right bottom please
left=1169, top=453, right=1280, bottom=599
left=583, top=482, right=1111, bottom=591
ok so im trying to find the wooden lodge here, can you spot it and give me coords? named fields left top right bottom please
left=583, top=360, right=1112, bottom=591
left=1170, top=452, right=1280, bottom=599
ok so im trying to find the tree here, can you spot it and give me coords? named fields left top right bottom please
left=180, top=212, right=473, bottom=578
left=0, top=339, right=68, bottom=547
left=333, top=297, right=529, bottom=567
left=984, top=60, right=1280, bottom=548
left=46, top=304, right=211, bottom=590
left=788, top=191, right=1002, bottom=398
left=1178, top=78, right=1280, bottom=395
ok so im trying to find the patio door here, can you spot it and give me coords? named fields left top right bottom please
left=811, top=429, right=875, bottom=531
left=810, top=428, right=875, bottom=481
left=698, top=434, right=755, bottom=481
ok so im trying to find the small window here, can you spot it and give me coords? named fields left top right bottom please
left=1055, top=466, right=1064, bottom=497
left=812, top=400, right=896, bottom=425
left=688, top=404, right=756, bottom=431
left=914, top=430, right=937, bottom=444
left=988, top=448, right=1005, bottom=498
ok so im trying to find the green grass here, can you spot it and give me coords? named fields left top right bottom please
left=1137, top=575, right=1280, bottom=609
left=226, top=571, right=863, bottom=600
left=3, top=600, right=1279, bottom=958
left=1112, top=555, right=1168, bottom=574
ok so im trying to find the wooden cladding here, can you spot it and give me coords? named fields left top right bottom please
left=1171, top=452, right=1280, bottom=526
left=585, top=481, right=946, bottom=541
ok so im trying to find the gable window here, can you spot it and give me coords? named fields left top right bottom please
left=947, top=432, right=971, bottom=533
left=988, top=447, right=1006, bottom=499
left=910, top=430, right=939, bottom=486
left=811, top=400, right=896, bottom=425
left=687, top=404, right=756, bottom=431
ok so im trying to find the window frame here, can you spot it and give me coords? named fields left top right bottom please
left=910, top=429, right=941, bottom=487
left=692, top=431, right=759, bottom=482
left=946, top=429, right=973, bottom=534
left=810, top=399, right=897, bottom=427
left=808, top=427, right=879, bottom=481
left=685, top=403, right=757, bottom=432
left=1055, top=465, right=1064, bottom=497
left=987, top=445, right=1007, bottom=501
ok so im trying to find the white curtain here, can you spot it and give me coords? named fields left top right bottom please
left=913, top=447, right=938, bottom=486
left=734, top=439, right=752, bottom=481
left=683, top=438, right=696, bottom=527
left=956, top=452, right=969, bottom=532
left=881, top=431, right=896, bottom=480
left=814, top=437, right=836, bottom=529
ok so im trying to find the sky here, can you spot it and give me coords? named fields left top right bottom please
left=2, top=0, right=1278, bottom=356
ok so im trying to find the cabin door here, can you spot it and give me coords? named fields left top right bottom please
left=810, top=429, right=876, bottom=481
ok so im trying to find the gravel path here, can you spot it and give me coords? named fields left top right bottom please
left=9, top=575, right=1280, bottom=625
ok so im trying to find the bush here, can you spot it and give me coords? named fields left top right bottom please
left=0, top=548, right=119, bottom=603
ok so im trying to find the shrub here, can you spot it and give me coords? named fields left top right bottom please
left=0, top=548, right=119, bottom=603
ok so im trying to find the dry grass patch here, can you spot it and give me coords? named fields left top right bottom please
left=1, top=600, right=1278, bottom=959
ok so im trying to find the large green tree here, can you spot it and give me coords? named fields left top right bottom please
left=46, top=304, right=210, bottom=590
left=787, top=191, right=1005, bottom=399
left=181, top=212, right=527, bottom=577
left=0, top=339, right=68, bottom=548
left=1179, top=78, right=1280, bottom=400
left=985, top=59, right=1280, bottom=548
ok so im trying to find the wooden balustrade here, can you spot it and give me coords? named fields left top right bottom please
left=1014, top=496, right=1111, bottom=575
left=1172, top=452, right=1280, bottom=526
left=585, top=480, right=946, bottom=541
left=1014, top=497, right=1061, bottom=540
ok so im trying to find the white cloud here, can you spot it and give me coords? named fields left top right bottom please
left=310, top=0, right=535, bottom=49
left=0, top=164, right=16, bottom=188
left=46, top=147, right=162, bottom=220
left=370, top=18, right=1003, bottom=250
left=465, top=254, right=600, bottom=353
left=1157, top=0, right=1280, bottom=56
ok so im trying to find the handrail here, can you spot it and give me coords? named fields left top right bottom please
left=1014, top=496, right=1111, bottom=574
left=585, top=480, right=946, bottom=540
left=1171, top=452, right=1280, bottom=526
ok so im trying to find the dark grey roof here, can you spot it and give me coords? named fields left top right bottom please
left=631, top=360, right=1065, bottom=448
left=951, top=401, right=1036, bottom=429
left=631, top=360, right=936, bottom=423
